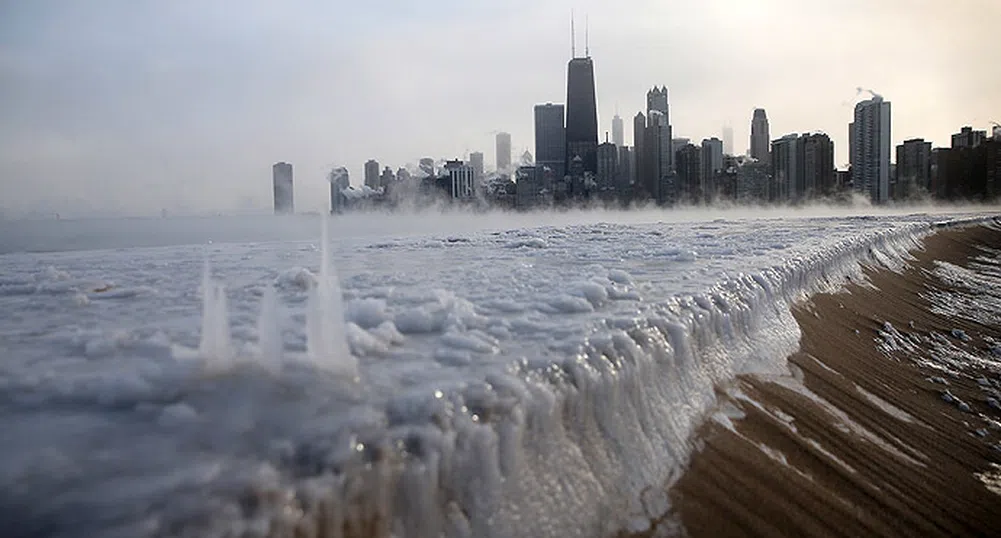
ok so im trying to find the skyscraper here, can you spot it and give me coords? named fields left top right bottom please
left=646, top=86, right=673, bottom=172
left=633, top=112, right=646, bottom=173
left=612, top=113, right=624, bottom=148
left=647, top=87, right=669, bottom=125
left=896, top=138, right=932, bottom=197
left=469, top=151, right=484, bottom=184
left=596, top=141, right=618, bottom=191
left=329, top=167, right=349, bottom=214
left=644, top=116, right=673, bottom=204
left=951, top=126, right=986, bottom=149
left=675, top=144, right=702, bottom=202
left=534, top=103, right=566, bottom=180
left=722, top=125, right=734, bottom=155
left=802, top=133, right=834, bottom=197
left=273, top=162, right=294, bottom=214
left=364, top=159, right=380, bottom=189
left=565, top=56, right=599, bottom=177
left=496, top=132, right=512, bottom=172
left=380, top=166, right=395, bottom=189
left=750, top=108, right=770, bottom=164
left=771, top=134, right=800, bottom=202
left=701, top=137, right=724, bottom=198
left=850, top=96, right=891, bottom=203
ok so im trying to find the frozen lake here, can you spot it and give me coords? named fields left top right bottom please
left=0, top=207, right=995, bottom=537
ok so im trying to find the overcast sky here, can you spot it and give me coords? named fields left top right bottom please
left=1, top=0, right=998, bottom=217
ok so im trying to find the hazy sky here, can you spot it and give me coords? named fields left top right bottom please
left=1, top=0, right=999, bottom=217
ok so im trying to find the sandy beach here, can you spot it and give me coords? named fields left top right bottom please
left=665, top=223, right=1001, bottom=537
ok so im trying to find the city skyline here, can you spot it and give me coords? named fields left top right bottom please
left=1, top=1, right=999, bottom=216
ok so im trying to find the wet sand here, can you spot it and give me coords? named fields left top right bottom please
left=664, top=223, right=1001, bottom=537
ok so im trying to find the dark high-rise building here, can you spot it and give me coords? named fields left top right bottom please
left=895, top=139, right=932, bottom=199
left=272, top=162, right=294, bottom=214
left=850, top=96, right=891, bottom=203
left=565, top=57, right=599, bottom=177
left=802, top=133, right=835, bottom=197
left=496, top=132, right=512, bottom=172
left=380, top=166, right=395, bottom=189
left=646, top=86, right=673, bottom=172
left=596, top=141, right=618, bottom=191
left=771, top=134, right=801, bottom=202
left=329, top=167, right=349, bottom=214
left=647, top=87, right=669, bottom=125
left=701, top=137, right=724, bottom=198
left=364, top=159, right=380, bottom=189
left=951, top=126, right=987, bottom=149
left=643, top=121, right=673, bottom=204
left=617, top=146, right=632, bottom=191
left=750, top=108, right=771, bottom=164
left=633, top=112, right=646, bottom=189
left=675, top=144, right=702, bottom=202
left=534, top=103, right=566, bottom=180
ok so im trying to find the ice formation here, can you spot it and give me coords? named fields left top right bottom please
left=0, top=211, right=998, bottom=537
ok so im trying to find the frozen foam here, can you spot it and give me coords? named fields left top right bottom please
left=0, top=211, right=998, bottom=538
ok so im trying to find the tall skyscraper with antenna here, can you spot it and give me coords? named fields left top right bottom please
left=564, top=13, right=599, bottom=184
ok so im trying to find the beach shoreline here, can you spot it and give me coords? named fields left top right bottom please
left=661, top=223, right=1001, bottom=537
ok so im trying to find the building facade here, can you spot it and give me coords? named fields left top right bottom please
left=364, top=159, right=381, bottom=189
left=675, top=144, right=702, bottom=203
left=895, top=138, right=932, bottom=199
left=850, top=96, right=891, bottom=203
left=418, top=158, right=435, bottom=178
left=802, top=133, right=835, bottom=198
left=952, top=126, right=987, bottom=149
left=496, top=132, right=512, bottom=172
left=750, top=108, right=770, bottom=164
left=329, top=167, right=350, bottom=214
left=565, top=57, right=599, bottom=178
left=596, top=141, right=618, bottom=192
left=444, top=160, right=475, bottom=200
left=612, top=114, right=624, bottom=148
left=701, top=137, right=724, bottom=199
left=534, top=103, right=566, bottom=181
left=469, top=152, right=484, bottom=185
left=272, top=162, right=294, bottom=214
left=771, top=134, right=800, bottom=202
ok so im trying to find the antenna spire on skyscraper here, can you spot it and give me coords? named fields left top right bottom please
left=585, top=14, right=589, bottom=57
left=570, top=10, right=576, bottom=58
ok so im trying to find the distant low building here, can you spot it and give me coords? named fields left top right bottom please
left=273, top=162, right=294, bottom=214
left=515, top=165, right=552, bottom=209
left=418, top=158, right=435, bottom=178
left=444, top=160, right=475, bottom=199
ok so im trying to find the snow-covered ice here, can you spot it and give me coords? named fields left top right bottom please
left=0, top=209, right=997, bottom=537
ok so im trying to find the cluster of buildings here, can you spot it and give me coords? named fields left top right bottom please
left=272, top=47, right=1001, bottom=214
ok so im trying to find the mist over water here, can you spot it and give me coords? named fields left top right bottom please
left=0, top=201, right=994, bottom=255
